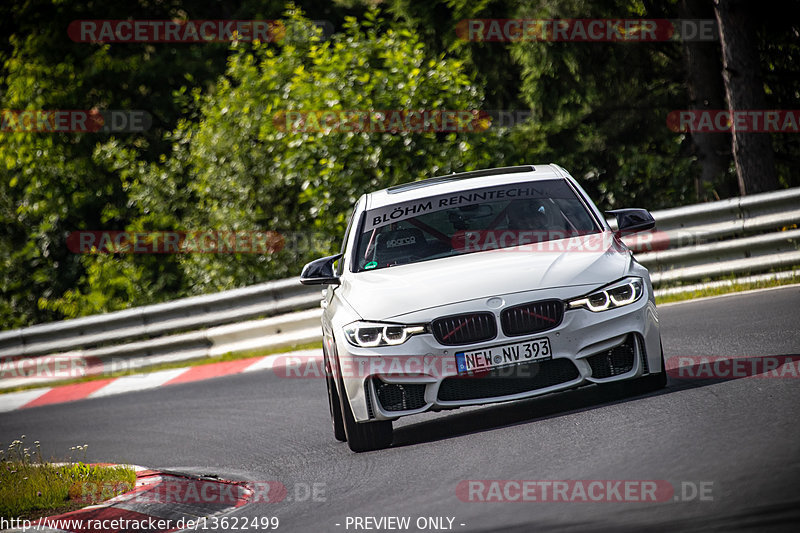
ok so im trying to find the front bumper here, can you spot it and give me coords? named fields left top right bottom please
left=335, top=290, right=662, bottom=423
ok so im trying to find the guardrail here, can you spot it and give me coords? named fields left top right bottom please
left=628, top=187, right=800, bottom=285
left=1, top=186, right=798, bottom=389
left=0, top=279, right=322, bottom=389
left=0, top=277, right=319, bottom=357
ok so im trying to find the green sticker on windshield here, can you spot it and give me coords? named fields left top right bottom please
left=364, top=261, right=377, bottom=270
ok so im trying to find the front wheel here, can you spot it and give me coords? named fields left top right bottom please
left=324, top=352, right=346, bottom=442
left=336, top=372, right=392, bottom=452
left=640, top=342, right=668, bottom=391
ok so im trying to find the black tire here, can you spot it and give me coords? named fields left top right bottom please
left=640, top=342, right=668, bottom=391
left=324, top=352, right=347, bottom=442
left=335, top=369, right=393, bottom=453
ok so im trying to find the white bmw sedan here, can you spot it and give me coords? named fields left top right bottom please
left=301, top=164, right=666, bottom=452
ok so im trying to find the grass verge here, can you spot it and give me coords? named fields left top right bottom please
left=0, top=436, right=136, bottom=521
left=1, top=341, right=322, bottom=395
left=655, top=273, right=800, bottom=305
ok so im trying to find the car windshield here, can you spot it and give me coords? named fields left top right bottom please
left=354, top=179, right=601, bottom=272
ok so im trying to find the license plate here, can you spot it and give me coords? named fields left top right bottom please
left=455, top=338, right=552, bottom=374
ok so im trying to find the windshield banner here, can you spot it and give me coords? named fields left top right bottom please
left=365, top=182, right=556, bottom=231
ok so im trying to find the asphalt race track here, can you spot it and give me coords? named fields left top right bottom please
left=2, top=286, right=799, bottom=532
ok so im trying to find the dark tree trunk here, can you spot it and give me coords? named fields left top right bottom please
left=679, top=0, right=732, bottom=201
left=714, top=0, right=779, bottom=195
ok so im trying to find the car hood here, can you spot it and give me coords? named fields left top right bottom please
left=337, top=233, right=631, bottom=320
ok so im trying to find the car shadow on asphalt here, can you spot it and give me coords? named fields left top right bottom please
left=391, top=354, right=800, bottom=448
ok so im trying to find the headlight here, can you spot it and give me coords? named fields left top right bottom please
left=568, top=277, right=644, bottom=312
left=344, top=321, right=426, bottom=347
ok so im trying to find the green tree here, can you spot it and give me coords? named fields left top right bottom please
left=0, top=0, right=235, bottom=326
left=506, top=0, right=696, bottom=210
left=50, top=8, right=511, bottom=307
left=0, top=0, right=365, bottom=325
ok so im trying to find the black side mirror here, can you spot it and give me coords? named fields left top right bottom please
left=300, top=254, right=343, bottom=285
left=605, top=208, right=656, bottom=235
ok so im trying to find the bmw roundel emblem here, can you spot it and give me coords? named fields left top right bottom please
left=487, top=297, right=504, bottom=309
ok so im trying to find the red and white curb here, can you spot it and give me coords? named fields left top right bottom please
left=0, top=349, right=322, bottom=413
left=5, top=465, right=252, bottom=533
